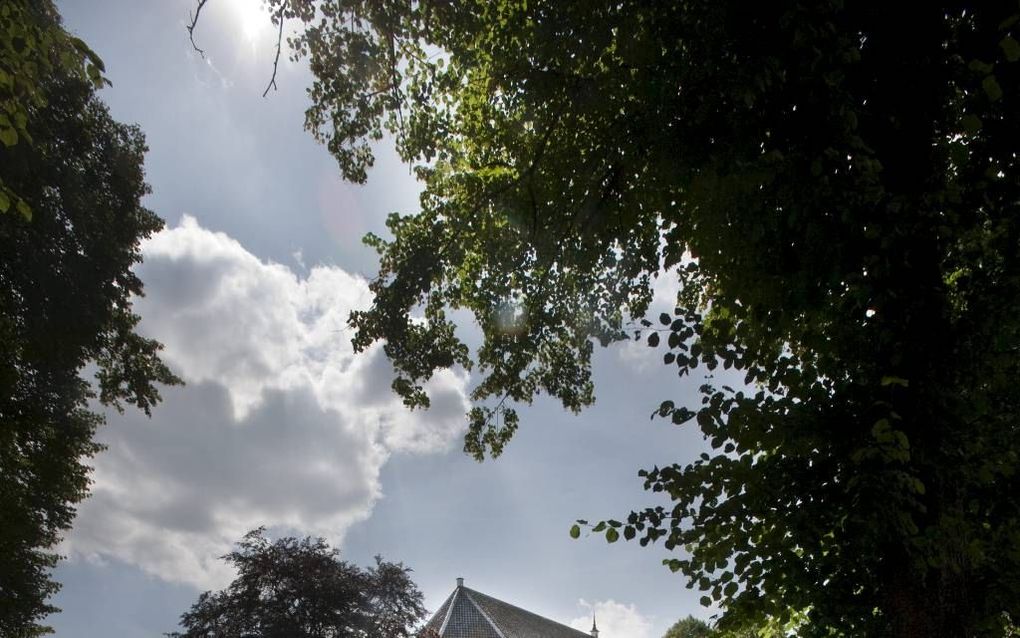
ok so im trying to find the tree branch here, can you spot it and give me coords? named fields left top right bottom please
left=187, top=0, right=209, bottom=58
left=262, top=0, right=288, bottom=98
left=387, top=30, right=405, bottom=139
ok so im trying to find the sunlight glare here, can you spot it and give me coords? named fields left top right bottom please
left=226, top=0, right=270, bottom=46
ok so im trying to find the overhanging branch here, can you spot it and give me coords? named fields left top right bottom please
left=262, top=0, right=288, bottom=98
left=186, top=0, right=209, bottom=57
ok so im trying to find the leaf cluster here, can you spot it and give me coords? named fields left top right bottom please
left=0, top=0, right=108, bottom=220
left=225, top=1, right=1020, bottom=635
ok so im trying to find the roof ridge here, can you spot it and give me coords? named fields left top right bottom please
left=437, top=588, right=459, bottom=636
left=461, top=587, right=508, bottom=638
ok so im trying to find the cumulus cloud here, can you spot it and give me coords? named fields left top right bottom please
left=64, top=216, right=469, bottom=589
left=570, top=600, right=654, bottom=638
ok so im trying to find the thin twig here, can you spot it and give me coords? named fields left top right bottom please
left=187, top=0, right=210, bottom=58
left=387, top=30, right=405, bottom=139
left=262, top=0, right=288, bottom=98
left=480, top=391, right=514, bottom=432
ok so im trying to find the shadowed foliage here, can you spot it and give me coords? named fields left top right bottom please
left=0, top=4, right=179, bottom=635
left=168, top=528, right=426, bottom=638
left=0, top=0, right=108, bottom=221
left=196, top=1, right=1020, bottom=635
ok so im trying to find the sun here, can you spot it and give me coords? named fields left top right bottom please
left=225, top=0, right=270, bottom=45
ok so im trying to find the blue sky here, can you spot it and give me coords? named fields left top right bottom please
left=51, top=2, right=719, bottom=636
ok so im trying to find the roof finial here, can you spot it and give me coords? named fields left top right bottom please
left=591, top=613, right=599, bottom=638
left=456, top=577, right=464, bottom=588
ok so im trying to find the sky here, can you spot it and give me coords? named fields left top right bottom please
left=50, top=2, right=719, bottom=636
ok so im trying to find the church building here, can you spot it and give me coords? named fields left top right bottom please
left=421, top=578, right=600, bottom=638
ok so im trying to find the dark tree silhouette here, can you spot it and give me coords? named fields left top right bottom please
left=0, top=4, right=179, bottom=634
left=169, top=528, right=426, bottom=638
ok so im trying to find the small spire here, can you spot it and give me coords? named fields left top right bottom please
left=456, top=577, right=464, bottom=588
left=590, top=614, right=599, bottom=638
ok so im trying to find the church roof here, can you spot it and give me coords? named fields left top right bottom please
left=421, top=580, right=592, bottom=638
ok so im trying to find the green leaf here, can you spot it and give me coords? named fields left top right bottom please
left=0, top=190, right=9, bottom=213
left=962, top=114, right=983, bottom=134
left=1000, top=36, right=1020, bottom=62
left=657, top=400, right=675, bottom=417
left=880, top=376, right=909, bottom=387
left=15, top=199, right=31, bottom=221
left=606, top=528, right=620, bottom=543
left=968, top=59, right=994, bottom=74
left=911, top=478, right=926, bottom=495
left=699, top=596, right=711, bottom=607
left=569, top=524, right=581, bottom=539
left=672, top=408, right=695, bottom=425
left=982, top=75, right=1003, bottom=102
left=0, top=126, right=18, bottom=147
left=647, top=332, right=660, bottom=347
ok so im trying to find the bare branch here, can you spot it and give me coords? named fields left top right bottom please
left=187, top=0, right=210, bottom=58
left=262, top=0, right=288, bottom=98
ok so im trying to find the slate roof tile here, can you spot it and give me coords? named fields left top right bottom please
left=421, top=583, right=592, bottom=638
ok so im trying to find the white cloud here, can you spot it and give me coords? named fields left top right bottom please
left=571, top=599, right=654, bottom=638
left=64, top=215, right=469, bottom=589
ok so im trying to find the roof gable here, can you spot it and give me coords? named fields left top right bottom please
left=422, top=584, right=591, bottom=638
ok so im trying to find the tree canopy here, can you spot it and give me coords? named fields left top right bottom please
left=662, top=613, right=791, bottom=638
left=169, top=528, right=426, bottom=638
left=196, top=1, right=1020, bottom=636
left=0, top=0, right=108, bottom=221
left=0, top=4, right=179, bottom=634
left=664, top=616, right=716, bottom=638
